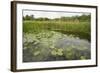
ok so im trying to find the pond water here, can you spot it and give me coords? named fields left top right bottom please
left=23, top=31, right=91, bottom=62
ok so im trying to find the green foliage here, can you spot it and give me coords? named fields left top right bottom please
left=80, top=56, right=86, bottom=60
left=51, top=50, right=57, bottom=56
left=23, top=14, right=91, bottom=22
left=23, top=20, right=90, bottom=41
left=23, top=15, right=34, bottom=20
left=64, top=47, right=75, bottom=60
left=23, top=31, right=90, bottom=62
left=33, top=51, right=40, bottom=56
left=51, top=48, right=63, bottom=56
left=23, top=14, right=91, bottom=62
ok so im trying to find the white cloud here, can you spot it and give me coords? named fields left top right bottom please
left=23, top=10, right=90, bottom=19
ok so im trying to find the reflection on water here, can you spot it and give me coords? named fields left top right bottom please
left=23, top=31, right=91, bottom=62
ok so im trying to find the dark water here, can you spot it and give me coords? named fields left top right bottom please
left=53, top=29, right=90, bottom=41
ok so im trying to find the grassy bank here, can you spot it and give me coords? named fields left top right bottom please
left=23, top=20, right=90, bottom=41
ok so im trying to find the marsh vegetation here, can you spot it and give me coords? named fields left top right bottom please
left=23, top=11, right=91, bottom=62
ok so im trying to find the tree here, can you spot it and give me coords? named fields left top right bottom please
left=78, top=14, right=91, bottom=21
left=23, top=15, right=34, bottom=20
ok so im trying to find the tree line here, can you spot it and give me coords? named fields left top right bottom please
left=23, top=14, right=91, bottom=22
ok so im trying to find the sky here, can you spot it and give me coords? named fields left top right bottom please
left=23, top=10, right=90, bottom=19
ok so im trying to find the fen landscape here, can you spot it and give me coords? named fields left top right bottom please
left=23, top=10, right=91, bottom=62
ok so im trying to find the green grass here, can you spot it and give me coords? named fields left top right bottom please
left=23, top=20, right=90, bottom=41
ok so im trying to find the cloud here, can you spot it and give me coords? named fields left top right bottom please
left=23, top=10, right=90, bottom=19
